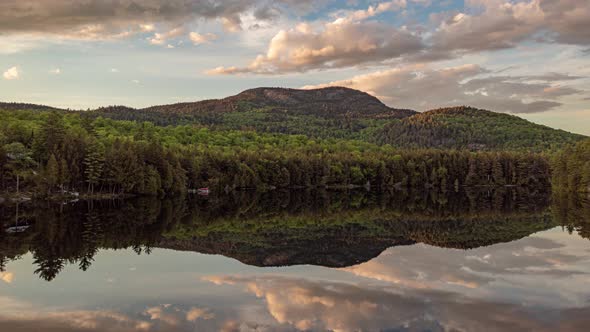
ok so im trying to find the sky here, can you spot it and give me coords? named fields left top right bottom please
left=0, top=0, right=589, bottom=135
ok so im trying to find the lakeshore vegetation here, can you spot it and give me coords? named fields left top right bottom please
left=0, top=110, right=555, bottom=197
left=0, top=87, right=587, bottom=198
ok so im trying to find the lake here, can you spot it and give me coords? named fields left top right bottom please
left=1, top=189, right=589, bottom=331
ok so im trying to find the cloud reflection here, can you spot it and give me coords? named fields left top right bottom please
left=203, top=229, right=590, bottom=331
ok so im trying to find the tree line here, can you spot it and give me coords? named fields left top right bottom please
left=552, top=139, right=590, bottom=193
left=0, top=110, right=552, bottom=198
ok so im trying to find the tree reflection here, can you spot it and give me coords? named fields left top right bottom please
left=0, top=188, right=587, bottom=281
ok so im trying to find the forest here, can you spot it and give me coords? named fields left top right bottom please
left=2, top=87, right=584, bottom=153
left=552, top=139, right=590, bottom=193
left=92, top=105, right=584, bottom=152
left=0, top=109, right=553, bottom=198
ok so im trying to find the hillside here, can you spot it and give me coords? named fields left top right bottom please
left=143, top=87, right=416, bottom=119
left=1, top=88, right=586, bottom=151
left=92, top=87, right=416, bottom=139
left=0, top=102, right=62, bottom=112
left=375, top=106, right=586, bottom=152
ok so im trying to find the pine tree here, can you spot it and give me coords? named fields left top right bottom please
left=84, top=140, right=105, bottom=194
left=32, top=112, right=66, bottom=163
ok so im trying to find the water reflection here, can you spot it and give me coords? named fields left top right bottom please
left=0, top=189, right=589, bottom=331
left=0, top=188, right=557, bottom=279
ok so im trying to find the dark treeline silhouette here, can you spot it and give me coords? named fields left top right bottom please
left=0, top=188, right=570, bottom=280
left=1, top=110, right=552, bottom=198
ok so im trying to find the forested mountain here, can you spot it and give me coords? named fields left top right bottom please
left=1, top=88, right=584, bottom=152
left=0, top=87, right=586, bottom=197
left=144, top=87, right=416, bottom=119
left=375, top=106, right=586, bottom=152
left=0, top=102, right=62, bottom=112
left=92, top=87, right=416, bottom=140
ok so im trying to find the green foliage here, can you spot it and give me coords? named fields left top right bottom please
left=83, top=139, right=105, bottom=194
left=0, top=109, right=555, bottom=197
left=552, top=139, right=590, bottom=193
left=375, top=106, right=585, bottom=152
left=3, top=142, right=36, bottom=194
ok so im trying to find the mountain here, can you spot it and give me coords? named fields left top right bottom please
left=143, top=87, right=416, bottom=119
left=1, top=87, right=585, bottom=151
left=375, top=106, right=586, bottom=151
left=0, top=102, right=61, bottom=112
left=90, top=87, right=417, bottom=139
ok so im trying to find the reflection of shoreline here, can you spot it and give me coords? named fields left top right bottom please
left=1, top=188, right=588, bottom=280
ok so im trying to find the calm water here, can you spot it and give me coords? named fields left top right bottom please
left=1, top=189, right=589, bottom=332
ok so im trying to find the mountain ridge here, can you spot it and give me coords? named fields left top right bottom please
left=142, top=86, right=417, bottom=119
left=1, top=87, right=586, bottom=151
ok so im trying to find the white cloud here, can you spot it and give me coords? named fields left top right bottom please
left=334, top=0, right=408, bottom=24
left=208, top=1, right=423, bottom=74
left=3, top=66, right=19, bottom=80
left=209, top=0, right=590, bottom=75
left=208, top=19, right=423, bottom=74
left=139, top=24, right=155, bottom=32
left=149, top=27, right=184, bottom=45
left=189, top=32, right=218, bottom=45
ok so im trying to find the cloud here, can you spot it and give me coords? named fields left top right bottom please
left=0, top=0, right=325, bottom=44
left=208, top=18, right=424, bottom=74
left=210, top=0, right=590, bottom=74
left=0, top=272, right=14, bottom=283
left=429, top=0, right=545, bottom=54
left=0, top=303, right=152, bottom=332
left=303, top=64, right=584, bottom=113
left=0, top=35, right=43, bottom=54
left=149, top=27, right=184, bottom=45
left=3, top=67, right=19, bottom=80
left=539, top=0, right=590, bottom=45
left=209, top=1, right=424, bottom=74
left=49, top=68, right=61, bottom=75
left=202, top=229, right=590, bottom=331
left=428, top=0, right=590, bottom=56
left=189, top=32, right=218, bottom=45
left=186, top=307, right=215, bottom=321
left=204, top=273, right=590, bottom=332
left=334, top=0, right=408, bottom=24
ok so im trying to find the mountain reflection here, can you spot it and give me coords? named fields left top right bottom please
left=1, top=188, right=588, bottom=281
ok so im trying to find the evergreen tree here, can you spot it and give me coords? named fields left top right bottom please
left=84, top=140, right=105, bottom=194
